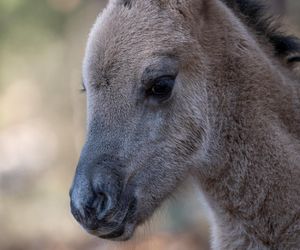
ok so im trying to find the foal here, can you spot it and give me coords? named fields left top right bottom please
left=70, top=0, right=300, bottom=249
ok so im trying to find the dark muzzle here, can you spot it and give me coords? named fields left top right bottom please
left=69, top=154, right=137, bottom=240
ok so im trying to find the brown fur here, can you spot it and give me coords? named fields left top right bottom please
left=70, top=0, right=300, bottom=249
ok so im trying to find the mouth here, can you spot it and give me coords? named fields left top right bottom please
left=88, top=222, right=136, bottom=241
left=83, top=196, right=138, bottom=241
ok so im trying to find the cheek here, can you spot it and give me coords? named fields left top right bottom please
left=164, top=112, right=206, bottom=160
left=131, top=111, right=167, bottom=144
left=147, top=114, right=165, bottom=141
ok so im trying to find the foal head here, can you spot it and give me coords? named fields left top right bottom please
left=70, top=0, right=210, bottom=240
left=69, top=0, right=300, bottom=241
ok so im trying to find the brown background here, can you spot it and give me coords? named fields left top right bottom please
left=0, top=0, right=299, bottom=249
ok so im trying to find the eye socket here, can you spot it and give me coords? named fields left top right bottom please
left=146, top=76, right=175, bottom=102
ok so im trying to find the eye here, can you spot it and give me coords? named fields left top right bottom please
left=146, top=76, right=175, bottom=102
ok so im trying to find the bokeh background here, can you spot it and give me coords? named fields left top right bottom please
left=0, top=0, right=299, bottom=249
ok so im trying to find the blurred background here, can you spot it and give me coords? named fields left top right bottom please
left=0, top=0, right=299, bottom=249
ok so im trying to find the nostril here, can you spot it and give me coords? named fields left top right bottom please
left=91, top=192, right=112, bottom=221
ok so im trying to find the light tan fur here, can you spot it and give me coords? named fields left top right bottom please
left=70, top=0, right=300, bottom=249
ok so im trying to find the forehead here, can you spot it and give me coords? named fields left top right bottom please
left=83, top=0, right=191, bottom=86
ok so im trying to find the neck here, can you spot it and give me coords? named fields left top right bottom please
left=196, top=1, right=300, bottom=249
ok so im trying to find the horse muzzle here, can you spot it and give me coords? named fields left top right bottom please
left=69, top=154, right=138, bottom=240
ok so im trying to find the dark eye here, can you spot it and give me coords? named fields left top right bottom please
left=146, top=76, right=175, bottom=101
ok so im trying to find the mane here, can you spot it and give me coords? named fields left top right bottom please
left=222, top=0, right=300, bottom=62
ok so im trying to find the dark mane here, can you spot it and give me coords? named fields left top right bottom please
left=222, top=0, right=300, bottom=62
